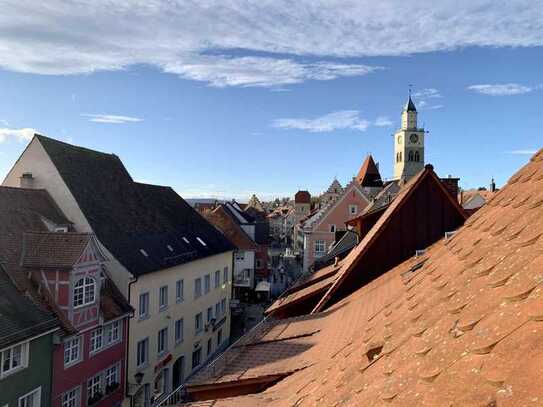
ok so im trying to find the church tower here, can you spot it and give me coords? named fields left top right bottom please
left=393, top=94, right=425, bottom=181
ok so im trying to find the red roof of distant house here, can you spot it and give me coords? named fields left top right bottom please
left=356, top=154, right=383, bottom=187
left=203, top=206, right=257, bottom=251
left=181, top=147, right=543, bottom=407
left=294, top=190, right=311, bottom=204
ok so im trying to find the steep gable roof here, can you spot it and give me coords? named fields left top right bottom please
left=21, top=232, right=93, bottom=269
left=180, top=149, right=543, bottom=407
left=313, top=164, right=467, bottom=313
left=35, top=135, right=234, bottom=276
left=356, top=154, right=383, bottom=187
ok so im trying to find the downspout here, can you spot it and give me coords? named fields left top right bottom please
left=127, top=274, right=138, bottom=407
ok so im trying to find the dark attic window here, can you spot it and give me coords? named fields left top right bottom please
left=410, top=259, right=427, bottom=273
left=366, top=344, right=383, bottom=363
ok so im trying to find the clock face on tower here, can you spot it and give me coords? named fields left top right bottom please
left=397, top=135, right=402, bottom=144
left=410, top=133, right=419, bottom=144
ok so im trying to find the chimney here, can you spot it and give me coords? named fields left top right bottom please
left=440, top=177, right=460, bottom=201
left=19, top=172, right=34, bottom=189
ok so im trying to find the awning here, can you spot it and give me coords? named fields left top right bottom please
left=255, top=281, right=271, bottom=292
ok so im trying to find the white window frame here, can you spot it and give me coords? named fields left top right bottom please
left=207, top=307, right=213, bottom=323
left=204, top=274, right=211, bottom=294
left=175, top=318, right=184, bottom=345
left=90, top=328, right=103, bottom=354
left=18, top=387, right=41, bottom=407
left=349, top=204, right=358, bottom=216
left=0, top=341, right=29, bottom=379
left=136, top=338, right=149, bottom=368
left=195, top=313, right=203, bottom=334
left=105, top=363, right=120, bottom=389
left=62, top=387, right=81, bottom=407
left=157, top=327, right=168, bottom=355
left=314, top=240, right=326, bottom=257
left=175, top=280, right=184, bottom=303
left=223, top=267, right=229, bottom=283
left=64, top=336, right=82, bottom=367
left=73, top=276, right=96, bottom=308
left=138, top=292, right=150, bottom=320
left=235, top=251, right=245, bottom=261
left=159, top=286, right=168, bottom=311
left=194, top=278, right=202, bottom=299
left=87, top=373, right=102, bottom=402
left=214, top=270, right=220, bottom=288
left=105, top=320, right=121, bottom=345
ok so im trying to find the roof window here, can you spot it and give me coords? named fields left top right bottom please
left=366, top=344, right=383, bottom=362
left=167, top=245, right=174, bottom=252
left=415, top=249, right=426, bottom=257
left=196, top=237, right=207, bottom=247
left=445, top=231, right=457, bottom=240
left=182, top=237, right=190, bottom=244
left=140, top=249, right=149, bottom=257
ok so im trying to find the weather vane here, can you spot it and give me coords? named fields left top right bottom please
left=408, top=84, right=413, bottom=97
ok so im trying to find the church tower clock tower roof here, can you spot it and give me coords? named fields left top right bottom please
left=405, top=95, right=417, bottom=112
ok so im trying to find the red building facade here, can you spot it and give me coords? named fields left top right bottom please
left=22, top=233, right=132, bottom=407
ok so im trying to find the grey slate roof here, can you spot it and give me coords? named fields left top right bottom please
left=0, top=265, right=59, bottom=349
left=313, top=230, right=359, bottom=271
left=36, top=135, right=234, bottom=276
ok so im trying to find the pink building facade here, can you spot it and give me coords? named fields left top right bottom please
left=301, top=180, right=372, bottom=271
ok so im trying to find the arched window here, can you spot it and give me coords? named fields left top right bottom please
left=396, top=152, right=399, bottom=163
left=399, top=152, right=402, bottom=162
left=408, top=151, right=414, bottom=162
left=73, top=277, right=96, bottom=307
left=414, top=151, right=420, bottom=162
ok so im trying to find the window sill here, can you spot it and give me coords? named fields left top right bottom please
left=175, top=339, right=184, bottom=347
left=159, top=306, right=169, bottom=313
left=64, top=359, right=83, bottom=369
left=138, top=315, right=150, bottom=322
left=176, top=298, right=184, bottom=304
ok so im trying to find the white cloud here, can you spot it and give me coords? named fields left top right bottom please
left=273, top=110, right=371, bottom=133
left=2, top=1, right=543, bottom=87
left=374, top=116, right=393, bottom=127
left=0, top=128, right=36, bottom=143
left=467, top=83, right=536, bottom=96
left=506, top=149, right=537, bottom=155
left=82, top=114, right=143, bottom=124
left=413, top=88, right=442, bottom=99
left=163, top=57, right=380, bottom=88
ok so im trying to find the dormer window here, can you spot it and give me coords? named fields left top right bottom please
left=73, top=277, right=96, bottom=308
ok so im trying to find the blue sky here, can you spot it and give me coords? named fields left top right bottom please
left=1, top=1, right=542, bottom=200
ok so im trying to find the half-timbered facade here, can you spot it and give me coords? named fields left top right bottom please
left=0, top=186, right=132, bottom=407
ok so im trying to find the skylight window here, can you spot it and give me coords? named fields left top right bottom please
left=140, top=249, right=149, bottom=257
left=182, top=237, right=190, bottom=244
left=196, top=237, right=207, bottom=247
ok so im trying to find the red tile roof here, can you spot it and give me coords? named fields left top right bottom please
left=294, top=190, right=311, bottom=204
left=356, top=154, right=383, bottom=187
left=203, top=206, right=257, bottom=251
left=182, top=148, right=543, bottom=406
left=21, top=232, right=92, bottom=269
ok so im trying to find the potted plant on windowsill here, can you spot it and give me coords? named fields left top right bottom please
left=88, top=392, right=103, bottom=406
left=106, top=382, right=119, bottom=394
